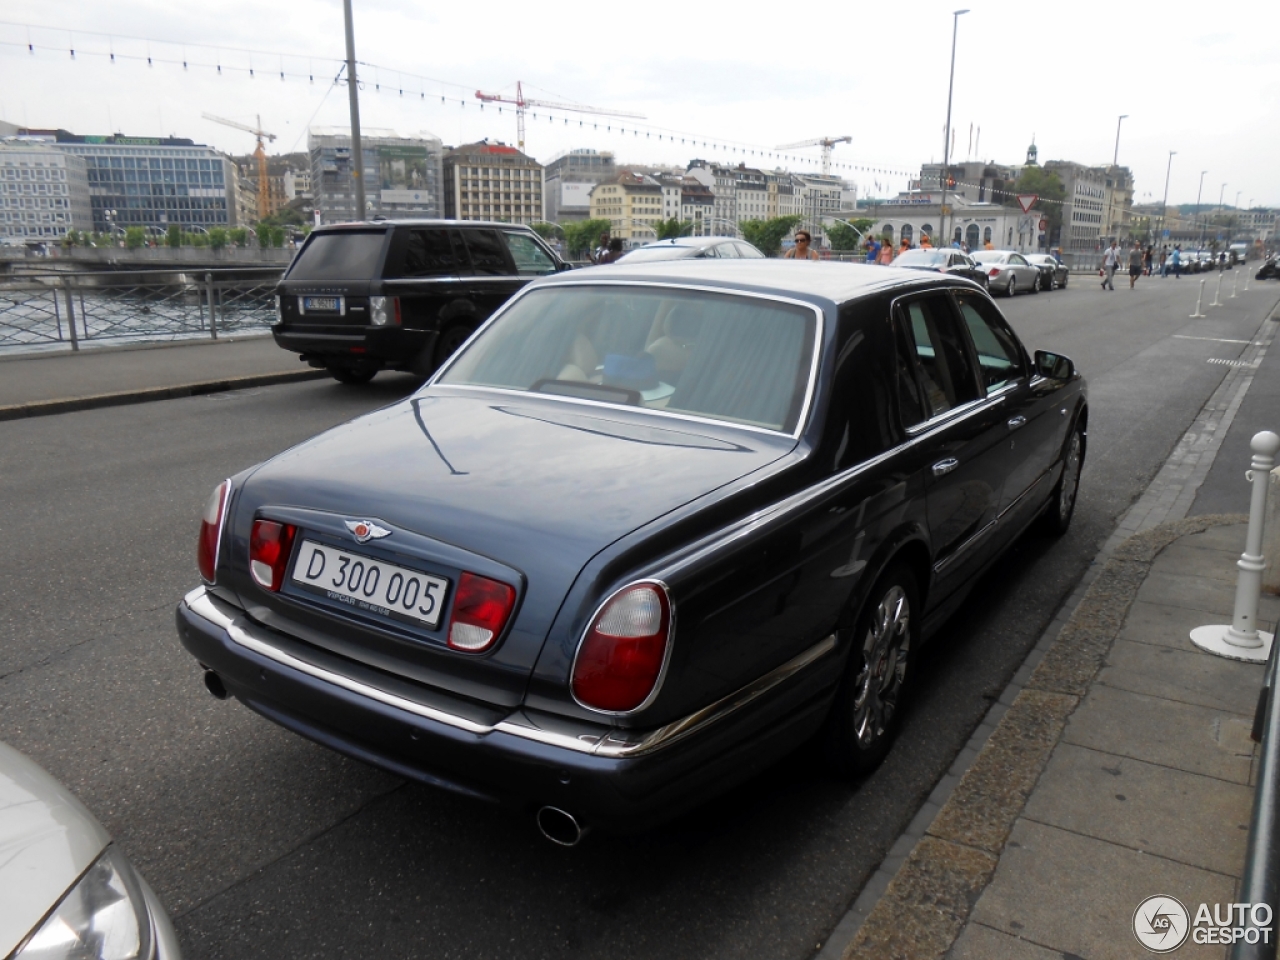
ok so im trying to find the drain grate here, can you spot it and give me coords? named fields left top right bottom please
left=1207, top=357, right=1259, bottom=368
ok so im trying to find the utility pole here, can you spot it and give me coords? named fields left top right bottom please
left=1159, top=151, right=1176, bottom=249
left=939, top=9, right=969, bottom=250
left=343, top=0, right=366, bottom=221
left=1196, top=170, right=1207, bottom=248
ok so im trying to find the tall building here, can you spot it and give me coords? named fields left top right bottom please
left=0, top=141, right=94, bottom=240
left=543, top=149, right=616, bottom=224
left=441, top=141, right=543, bottom=223
left=1045, top=161, right=1108, bottom=253
left=7, top=127, right=238, bottom=233
left=309, top=127, right=444, bottom=224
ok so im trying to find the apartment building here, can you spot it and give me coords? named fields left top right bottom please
left=309, top=127, right=444, bottom=223
left=0, top=141, right=93, bottom=240
left=442, top=140, right=543, bottom=224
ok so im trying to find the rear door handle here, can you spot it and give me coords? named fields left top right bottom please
left=1007, top=416, right=1027, bottom=431
left=932, top=458, right=959, bottom=477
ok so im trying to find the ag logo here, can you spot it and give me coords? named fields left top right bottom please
left=344, top=519, right=391, bottom=543
left=1133, top=895, right=1190, bottom=953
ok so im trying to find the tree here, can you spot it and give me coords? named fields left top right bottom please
left=562, top=218, right=613, bottom=261
left=825, top=219, right=875, bottom=251
left=1003, top=167, right=1067, bottom=240
left=255, top=222, right=272, bottom=247
left=739, top=216, right=803, bottom=257
left=167, top=224, right=182, bottom=248
left=656, top=218, right=692, bottom=240
left=124, top=226, right=146, bottom=250
left=529, top=222, right=560, bottom=243
left=208, top=227, right=228, bottom=250
left=229, top=227, right=248, bottom=248
left=269, top=225, right=286, bottom=248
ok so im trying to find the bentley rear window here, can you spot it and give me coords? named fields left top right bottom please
left=439, top=285, right=818, bottom=433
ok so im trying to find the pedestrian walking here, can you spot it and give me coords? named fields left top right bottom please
left=1159, top=247, right=1168, bottom=277
left=596, top=237, right=624, bottom=264
left=1128, top=242, right=1144, bottom=289
left=1170, top=245, right=1182, bottom=278
left=877, top=239, right=894, bottom=265
left=591, top=232, right=610, bottom=264
left=864, top=237, right=880, bottom=263
left=1100, top=240, right=1121, bottom=290
left=783, top=231, right=820, bottom=260
left=1143, top=245, right=1153, bottom=276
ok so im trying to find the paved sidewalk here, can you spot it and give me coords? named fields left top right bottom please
left=0, top=334, right=323, bottom=420
left=840, top=516, right=1271, bottom=959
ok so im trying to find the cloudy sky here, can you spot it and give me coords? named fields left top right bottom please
left=2, top=1, right=1278, bottom=207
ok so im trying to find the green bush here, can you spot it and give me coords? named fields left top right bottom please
left=208, top=227, right=228, bottom=250
left=167, top=224, right=181, bottom=248
left=229, top=227, right=248, bottom=248
left=255, top=222, right=271, bottom=247
left=268, top=225, right=285, bottom=248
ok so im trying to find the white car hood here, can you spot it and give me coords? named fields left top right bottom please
left=0, top=741, right=109, bottom=958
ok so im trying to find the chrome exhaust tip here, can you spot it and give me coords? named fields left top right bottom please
left=536, top=806, right=587, bottom=847
left=203, top=670, right=230, bottom=700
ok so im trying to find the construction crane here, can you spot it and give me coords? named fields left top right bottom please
left=474, top=81, right=644, bottom=153
left=203, top=112, right=277, bottom=222
left=775, top=136, right=852, bottom=176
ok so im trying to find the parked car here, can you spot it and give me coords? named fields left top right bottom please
left=1024, top=253, right=1070, bottom=290
left=891, top=248, right=990, bottom=288
left=617, top=237, right=766, bottom=262
left=272, top=220, right=571, bottom=384
left=0, top=741, right=181, bottom=960
left=178, top=261, right=1087, bottom=842
left=971, top=250, right=1043, bottom=295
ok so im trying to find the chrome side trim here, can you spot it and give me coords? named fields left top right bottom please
left=182, top=588, right=836, bottom=760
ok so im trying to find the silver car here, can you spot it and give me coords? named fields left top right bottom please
left=971, top=250, right=1043, bottom=296
left=0, top=741, right=181, bottom=960
left=616, top=237, right=766, bottom=262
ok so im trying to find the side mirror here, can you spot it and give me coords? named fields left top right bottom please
left=557, top=259, right=574, bottom=272
left=1035, top=350, right=1075, bottom=380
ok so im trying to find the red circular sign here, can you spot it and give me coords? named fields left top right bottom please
left=1038, top=218, right=1048, bottom=231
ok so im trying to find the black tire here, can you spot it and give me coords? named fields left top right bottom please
left=328, top=364, right=377, bottom=385
left=1039, top=421, right=1084, bottom=537
left=1031, top=273, right=1041, bottom=293
left=825, top=563, right=918, bottom=778
left=1060, top=273, right=1068, bottom=288
left=434, top=324, right=476, bottom=368
left=1006, top=275, right=1017, bottom=297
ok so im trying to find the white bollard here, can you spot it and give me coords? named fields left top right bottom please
left=1191, top=278, right=1208, bottom=317
left=1244, top=265, right=1251, bottom=291
left=1210, top=268, right=1224, bottom=307
left=1231, top=265, right=1239, bottom=298
left=1191, top=431, right=1280, bottom=662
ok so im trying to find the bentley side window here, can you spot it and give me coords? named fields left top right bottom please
left=894, top=296, right=981, bottom=423
left=954, top=295, right=1026, bottom=392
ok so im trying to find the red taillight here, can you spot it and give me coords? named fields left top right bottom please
left=197, top=480, right=231, bottom=583
left=249, top=519, right=298, bottom=592
left=447, top=572, right=516, bottom=652
left=571, top=582, right=672, bottom=713
left=989, top=267, right=1001, bottom=276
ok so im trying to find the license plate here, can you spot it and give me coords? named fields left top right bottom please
left=301, top=296, right=343, bottom=314
left=291, top=540, right=449, bottom=629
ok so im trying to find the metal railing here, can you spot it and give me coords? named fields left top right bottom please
left=0, top=268, right=284, bottom=352
left=1234, top=639, right=1280, bottom=960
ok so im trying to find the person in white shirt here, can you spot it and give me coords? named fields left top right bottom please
left=1101, top=240, right=1121, bottom=290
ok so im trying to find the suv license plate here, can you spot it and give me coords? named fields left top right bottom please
left=301, top=296, right=343, bottom=314
left=291, top=540, right=449, bottom=629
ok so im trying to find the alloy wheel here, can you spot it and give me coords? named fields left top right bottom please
left=852, top=585, right=911, bottom=748
left=1059, top=429, right=1082, bottom=525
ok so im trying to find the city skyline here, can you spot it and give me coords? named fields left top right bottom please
left=2, top=1, right=1278, bottom=207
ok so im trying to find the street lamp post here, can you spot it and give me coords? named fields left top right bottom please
left=1196, top=171, right=1208, bottom=248
left=939, top=9, right=969, bottom=252
left=1217, top=182, right=1227, bottom=247
left=1113, top=115, right=1128, bottom=167
left=1159, top=151, right=1176, bottom=250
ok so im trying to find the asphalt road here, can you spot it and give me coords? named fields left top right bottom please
left=1, top=274, right=1276, bottom=960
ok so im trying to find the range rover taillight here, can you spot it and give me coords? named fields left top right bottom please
left=447, top=573, right=516, bottom=652
left=249, top=519, right=298, bottom=592
left=571, top=582, right=672, bottom=713
left=197, top=480, right=231, bottom=583
left=369, top=296, right=401, bottom=327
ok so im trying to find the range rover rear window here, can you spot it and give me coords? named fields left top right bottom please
left=286, top=232, right=387, bottom=283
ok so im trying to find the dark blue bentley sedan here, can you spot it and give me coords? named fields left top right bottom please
left=176, top=260, right=1086, bottom=844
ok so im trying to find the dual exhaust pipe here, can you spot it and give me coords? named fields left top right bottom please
left=202, top=669, right=588, bottom=846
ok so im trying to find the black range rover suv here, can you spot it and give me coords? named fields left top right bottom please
left=273, top=220, right=570, bottom=383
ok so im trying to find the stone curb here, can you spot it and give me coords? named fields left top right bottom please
left=0, top=369, right=328, bottom=422
left=840, top=512, right=1248, bottom=960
